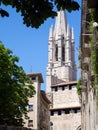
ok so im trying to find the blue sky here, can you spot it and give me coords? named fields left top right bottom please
left=0, top=1, right=81, bottom=90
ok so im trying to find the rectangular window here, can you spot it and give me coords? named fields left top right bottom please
left=54, top=111, right=58, bottom=116
left=69, top=85, right=72, bottom=90
left=28, top=104, right=33, bottom=111
left=74, top=109, right=77, bottom=113
left=31, top=77, right=36, bottom=81
left=55, top=87, right=58, bottom=91
left=65, top=110, right=70, bottom=114
left=51, top=111, right=54, bottom=116
left=28, top=120, right=33, bottom=127
left=58, top=110, right=61, bottom=115
left=62, top=86, right=65, bottom=90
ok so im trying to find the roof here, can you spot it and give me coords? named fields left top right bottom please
left=50, top=105, right=81, bottom=110
left=51, top=81, right=77, bottom=87
left=41, top=90, right=51, bottom=104
left=27, top=73, right=44, bottom=83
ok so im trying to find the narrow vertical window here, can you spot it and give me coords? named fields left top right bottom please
left=28, top=104, right=33, bottom=111
left=69, top=85, right=72, bottom=90
left=55, top=44, right=58, bottom=61
left=28, top=119, right=33, bottom=127
left=50, top=122, right=53, bottom=130
left=62, top=44, right=65, bottom=61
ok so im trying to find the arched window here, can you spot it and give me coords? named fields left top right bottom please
left=55, top=44, right=58, bottom=61
left=62, top=44, right=65, bottom=61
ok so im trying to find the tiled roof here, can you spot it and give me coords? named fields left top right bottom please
left=51, top=81, right=77, bottom=87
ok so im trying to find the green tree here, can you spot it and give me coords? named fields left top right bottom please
left=0, top=43, right=35, bottom=126
left=0, top=0, right=80, bottom=28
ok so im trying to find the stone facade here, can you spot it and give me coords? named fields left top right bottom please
left=40, top=90, right=51, bottom=130
left=24, top=73, right=50, bottom=130
left=81, top=0, right=98, bottom=130
left=50, top=112, right=81, bottom=130
left=46, top=10, right=81, bottom=130
left=48, top=82, right=81, bottom=130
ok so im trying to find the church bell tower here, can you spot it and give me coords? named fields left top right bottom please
left=46, top=10, right=76, bottom=92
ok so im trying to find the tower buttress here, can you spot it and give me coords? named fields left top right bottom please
left=66, top=24, right=71, bottom=63
left=48, top=25, right=54, bottom=66
left=71, top=27, right=77, bottom=80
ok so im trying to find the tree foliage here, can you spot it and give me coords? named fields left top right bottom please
left=0, top=0, right=80, bottom=28
left=0, top=43, right=35, bottom=126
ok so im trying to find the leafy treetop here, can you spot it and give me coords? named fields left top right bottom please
left=0, top=0, right=80, bottom=28
left=0, top=42, right=35, bottom=126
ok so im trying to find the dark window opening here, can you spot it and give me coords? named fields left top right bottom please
left=31, top=77, right=36, bottom=80
left=65, top=110, right=70, bottom=114
left=28, top=104, right=33, bottom=111
left=28, top=120, right=33, bottom=127
left=62, top=45, right=65, bottom=61
left=51, top=87, right=58, bottom=92
left=74, top=108, right=81, bottom=113
left=58, top=110, right=61, bottom=115
left=50, top=108, right=81, bottom=116
left=62, top=86, right=65, bottom=90
left=69, top=85, right=72, bottom=90
left=55, top=87, right=57, bottom=91
left=51, top=111, right=54, bottom=116
left=74, top=109, right=77, bottom=113
left=55, top=44, right=58, bottom=61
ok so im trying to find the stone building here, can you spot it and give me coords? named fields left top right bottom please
left=80, top=0, right=98, bottom=130
left=24, top=73, right=50, bottom=130
left=46, top=10, right=81, bottom=130
left=40, top=90, right=51, bottom=130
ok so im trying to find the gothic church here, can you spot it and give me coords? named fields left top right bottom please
left=46, top=10, right=81, bottom=130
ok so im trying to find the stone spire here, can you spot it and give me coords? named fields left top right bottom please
left=46, top=10, right=76, bottom=92
left=54, top=10, right=67, bottom=40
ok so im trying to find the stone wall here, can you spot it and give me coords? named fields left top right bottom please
left=51, top=112, right=81, bottom=130
left=52, top=86, right=80, bottom=108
